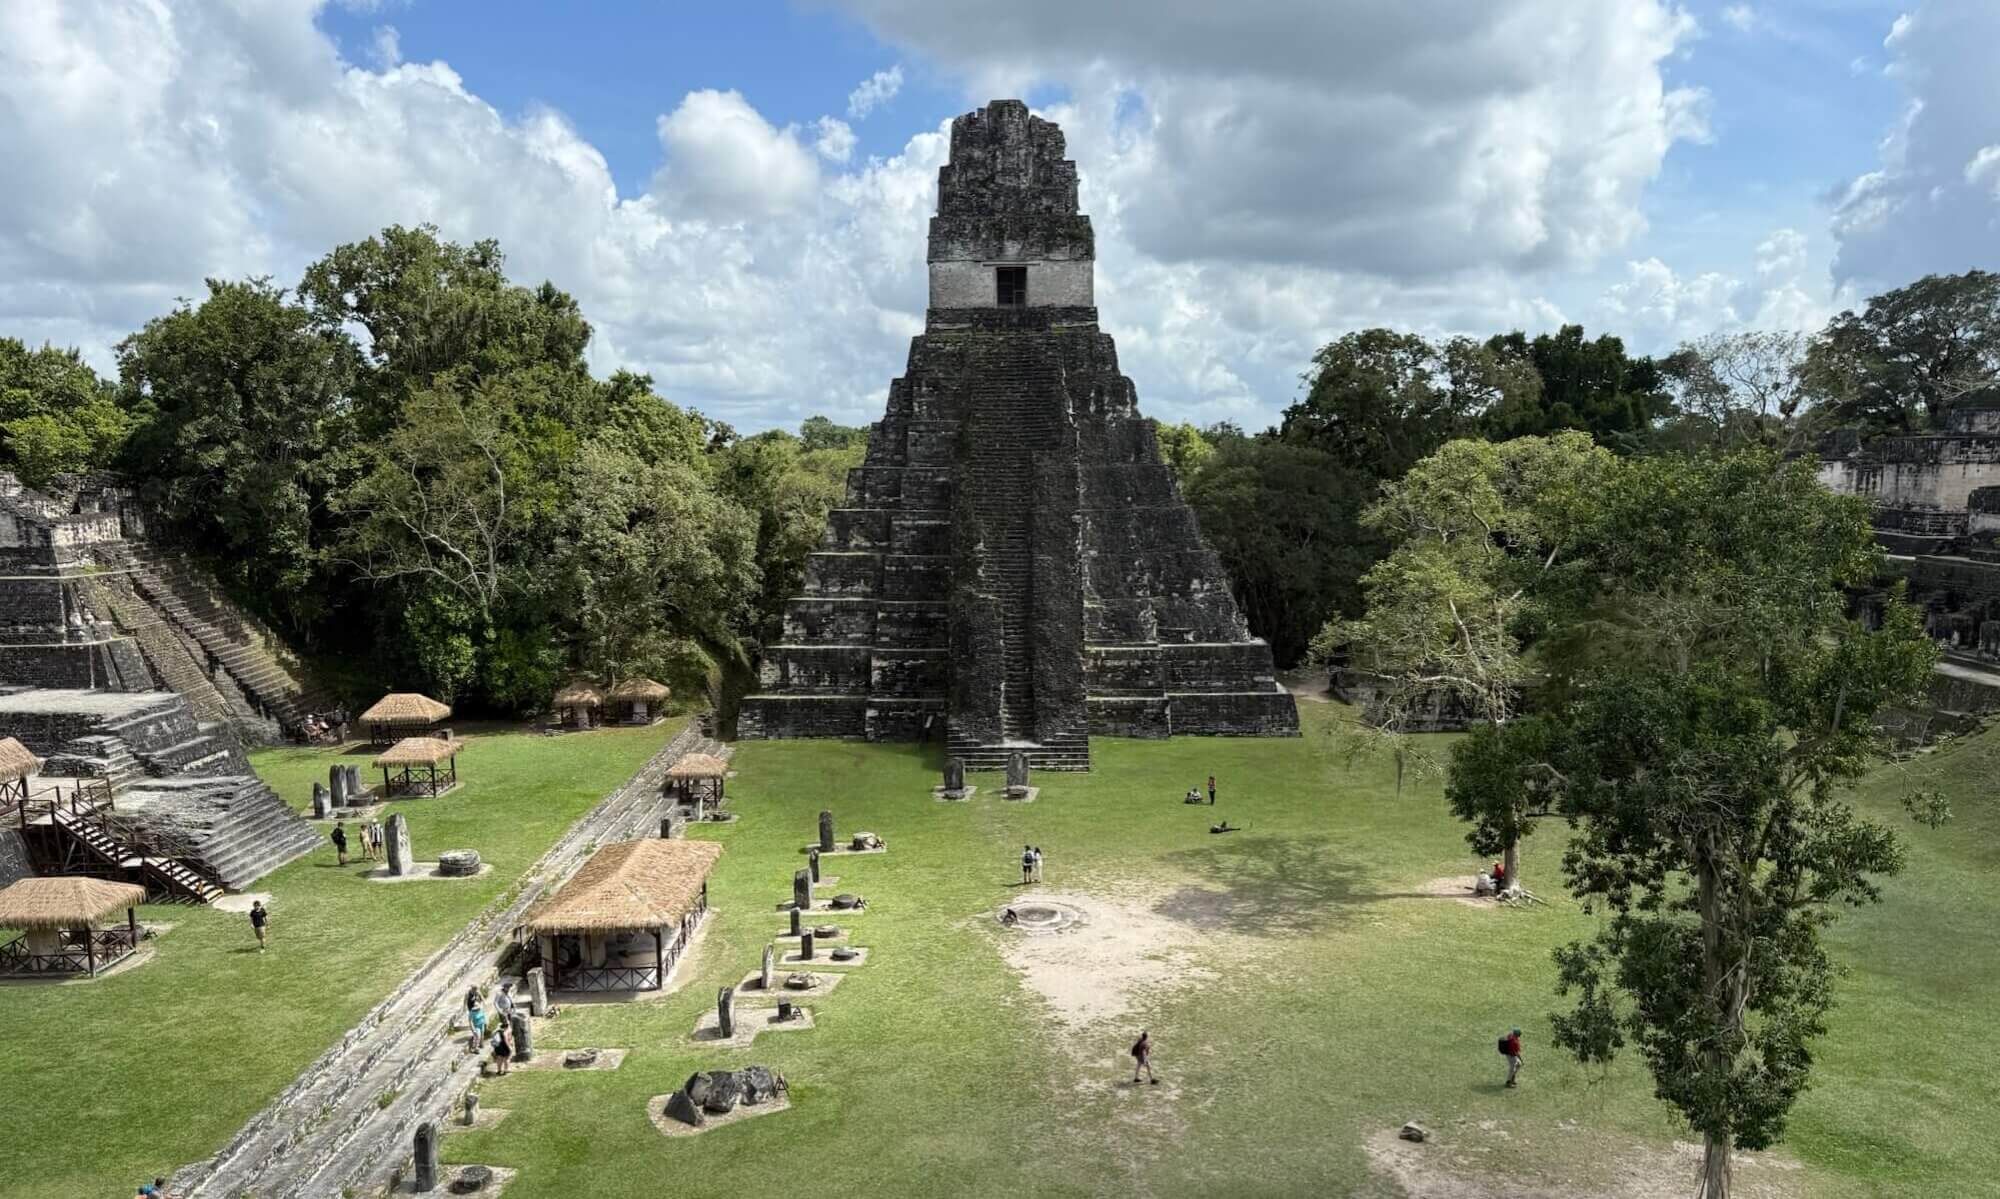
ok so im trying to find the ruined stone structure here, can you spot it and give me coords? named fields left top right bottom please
left=0, top=473, right=321, bottom=893
left=1818, top=392, right=2000, bottom=736
left=739, top=101, right=1298, bottom=768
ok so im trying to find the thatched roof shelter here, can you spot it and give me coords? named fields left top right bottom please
left=523, top=839, right=722, bottom=935
left=359, top=693, right=453, bottom=724
left=554, top=681, right=604, bottom=708
left=0, top=737, right=41, bottom=783
left=665, top=753, right=727, bottom=779
left=0, top=877, right=145, bottom=931
left=607, top=678, right=670, bottom=703
left=374, top=737, right=462, bottom=767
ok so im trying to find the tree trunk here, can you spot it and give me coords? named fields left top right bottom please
left=1698, top=1131, right=1732, bottom=1199
left=1502, top=836, right=1520, bottom=894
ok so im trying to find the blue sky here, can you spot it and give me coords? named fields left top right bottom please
left=3, top=0, right=1996, bottom=433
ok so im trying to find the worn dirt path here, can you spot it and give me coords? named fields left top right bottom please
left=178, top=726, right=712, bottom=1199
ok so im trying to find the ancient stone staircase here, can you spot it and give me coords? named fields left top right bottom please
left=98, top=542, right=326, bottom=741
left=119, top=776, right=322, bottom=889
left=90, top=577, right=238, bottom=727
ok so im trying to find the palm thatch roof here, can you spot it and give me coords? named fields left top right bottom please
left=553, top=681, right=604, bottom=707
left=664, top=752, right=727, bottom=779
left=521, top=839, right=723, bottom=934
left=0, top=877, right=145, bottom=930
left=373, top=737, right=462, bottom=767
left=358, top=693, right=452, bottom=724
left=0, top=737, right=41, bottom=782
left=607, top=678, right=671, bottom=702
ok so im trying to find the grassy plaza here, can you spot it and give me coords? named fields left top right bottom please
left=1, top=701, right=1994, bottom=1196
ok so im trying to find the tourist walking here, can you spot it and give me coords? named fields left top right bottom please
left=1500, top=1028, right=1523, bottom=1088
left=1021, top=844, right=1035, bottom=885
left=330, top=820, right=348, bottom=866
left=371, top=819, right=385, bottom=861
left=1207, top=774, right=1216, bottom=805
left=490, top=1023, right=514, bottom=1074
left=1130, top=1030, right=1157, bottom=1085
left=1031, top=846, right=1045, bottom=883
left=248, top=900, right=269, bottom=951
left=465, top=985, right=486, bottom=1050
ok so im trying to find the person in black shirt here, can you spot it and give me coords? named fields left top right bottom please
left=248, top=900, right=269, bottom=952
left=331, top=821, right=348, bottom=866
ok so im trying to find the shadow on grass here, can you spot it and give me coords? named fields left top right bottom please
left=1156, top=835, right=1375, bottom=936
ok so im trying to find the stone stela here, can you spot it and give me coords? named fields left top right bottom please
left=739, top=99, right=1300, bottom=772
left=385, top=812, right=413, bottom=877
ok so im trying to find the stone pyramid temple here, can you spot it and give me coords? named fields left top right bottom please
left=739, top=100, right=1298, bottom=769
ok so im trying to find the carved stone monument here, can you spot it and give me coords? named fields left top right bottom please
left=938, top=756, right=969, bottom=799
left=808, top=846, right=821, bottom=883
left=1006, top=752, right=1030, bottom=799
left=789, top=907, right=802, bottom=937
left=793, top=868, right=812, bottom=912
left=800, top=931, right=815, bottom=961
left=461, top=1089, right=480, bottom=1126
left=761, top=943, right=775, bottom=990
left=311, top=783, right=329, bottom=820
left=346, top=764, right=363, bottom=800
left=818, top=809, right=835, bottom=854
left=737, top=100, right=1301, bottom=763
left=385, top=811, right=413, bottom=876
left=526, top=966, right=548, bottom=1017
left=436, top=849, right=481, bottom=877
left=413, top=1121, right=439, bottom=1192
left=509, top=1010, right=533, bottom=1062
left=330, top=764, right=348, bottom=807
left=717, top=985, right=736, bottom=1038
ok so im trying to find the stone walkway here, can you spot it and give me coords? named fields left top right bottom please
left=178, top=724, right=707, bottom=1199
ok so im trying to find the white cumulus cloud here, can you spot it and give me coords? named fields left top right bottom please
left=846, top=65, right=903, bottom=119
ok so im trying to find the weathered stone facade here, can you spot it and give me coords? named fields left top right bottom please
left=740, top=101, right=1298, bottom=768
left=1818, top=392, right=2000, bottom=734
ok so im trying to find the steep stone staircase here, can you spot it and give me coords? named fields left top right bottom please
left=951, top=338, right=1091, bottom=771
left=97, top=542, right=327, bottom=741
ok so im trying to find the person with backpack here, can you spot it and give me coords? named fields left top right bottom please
left=1130, top=1030, right=1157, bottom=1085
left=1207, top=774, right=1217, bottom=805
left=330, top=820, right=348, bottom=866
left=1499, top=1028, right=1523, bottom=1088
left=1021, top=845, right=1035, bottom=886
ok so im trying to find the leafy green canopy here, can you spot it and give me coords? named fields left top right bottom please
left=0, top=338, right=134, bottom=488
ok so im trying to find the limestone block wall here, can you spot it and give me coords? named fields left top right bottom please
left=928, top=260, right=1093, bottom=308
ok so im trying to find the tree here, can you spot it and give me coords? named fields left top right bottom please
left=712, top=427, right=861, bottom=651
left=1543, top=451, right=1940, bottom=1199
left=798, top=415, right=869, bottom=452
left=1482, top=324, right=1671, bottom=451
left=1182, top=438, right=1383, bottom=667
left=0, top=339, right=133, bottom=488
left=1658, top=331, right=1810, bottom=452
left=1320, top=432, right=1616, bottom=888
left=1151, top=419, right=1214, bottom=482
left=1800, top=270, right=2000, bottom=433
left=116, top=279, right=357, bottom=625
left=297, top=224, right=592, bottom=436
left=1278, top=329, right=1510, bottom=479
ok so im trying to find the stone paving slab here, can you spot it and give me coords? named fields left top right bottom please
left=384, top=1163, right=515, bottom=1196
left=779, top=946, right=869, bottom=968
left=510, top=1047, right=627, bottom=1073
left=442, top=1106, right=512, bottom=1133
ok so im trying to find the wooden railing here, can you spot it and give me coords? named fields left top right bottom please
left=0, top=926, right=143, bottom=976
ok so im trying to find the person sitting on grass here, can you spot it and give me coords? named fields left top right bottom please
left=1210, top=821, right=1238, bottom=834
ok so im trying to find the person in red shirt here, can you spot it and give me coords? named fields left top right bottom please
left=1501, top=1028, right=1523, bottom=1088
left=1491, top=861, right=1507, bottom=893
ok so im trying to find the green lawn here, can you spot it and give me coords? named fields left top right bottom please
left=432, top=703, right=1998, bottom=1199
left=0, top=721, right=676, bottom=1199
left=4, top=704, right=1993, bottom=1198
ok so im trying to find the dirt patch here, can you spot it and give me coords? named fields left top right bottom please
left=1364, top=1125, right=1804, bottom=1199
left=993, top=889, right=1219, bottom=1034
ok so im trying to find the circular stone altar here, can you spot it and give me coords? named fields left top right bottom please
left=996, top=901, right=1083, bottom=934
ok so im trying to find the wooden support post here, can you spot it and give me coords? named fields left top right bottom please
left=85, top=926, right=96, bottom=977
